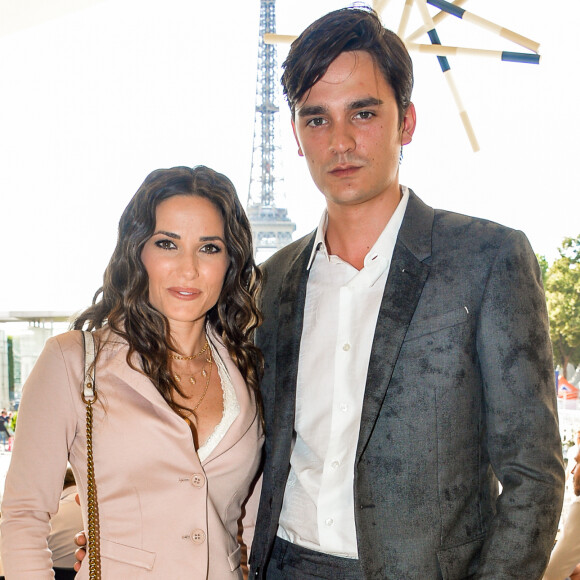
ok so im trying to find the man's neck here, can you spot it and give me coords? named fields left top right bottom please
left=325, top=187, right=403, bottom=270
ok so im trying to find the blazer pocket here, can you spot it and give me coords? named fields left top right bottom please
left=436, top=533, right=485, bottom=580
left=101, top=537, right=157, bottom=570
left=228, top=544, right=241, bottom=571
left=404, top=306, right=469, bottom=342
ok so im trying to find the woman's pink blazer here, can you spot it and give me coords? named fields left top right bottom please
left=0, top=327, right=263, bottom=579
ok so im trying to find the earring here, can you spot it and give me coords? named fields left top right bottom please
left=399, top=146, right=404, bottom=165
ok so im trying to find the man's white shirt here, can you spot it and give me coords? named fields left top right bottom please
left=277, top=186, right=409, bottom=557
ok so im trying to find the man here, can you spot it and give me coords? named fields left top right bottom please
left=543, top=451, right=580, bottom=580
left=565, top=430, right=580, bottom=481
left=249, top=7, right=564, bottom=579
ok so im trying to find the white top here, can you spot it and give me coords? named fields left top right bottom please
left=277, top=186, right=409, bottom=557
left=48, top=485, right=84, bottom=568
left=543, top=495, right=580, bottom=580
left=197, top=339, right=240, bottom=463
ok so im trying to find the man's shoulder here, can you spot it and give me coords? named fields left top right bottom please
left=430, top=205, right=525, bottom=254
left=433, top=206, right=512, bottom=234
left=407, top=189, right=517, bottom=241
left=405, top=190, right=529, bottom=261
left=260, top=231, right=316, bottom=275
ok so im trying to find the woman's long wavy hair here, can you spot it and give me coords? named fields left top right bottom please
left=74, top=165, right=263, bottom=416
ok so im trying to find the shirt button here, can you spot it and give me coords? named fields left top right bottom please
left=190, top=473, right=206, bottom=488
left=331, top=460, right=339, bottom=469
left=342, top=343, right=351, bottom=351
left=340, top=403, right=348, bottom=412
left=191, top=529, right=206, bottom=544
left=325, top=518, right=334, bottom=527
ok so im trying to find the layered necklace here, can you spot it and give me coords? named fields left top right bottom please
left=170, top=339, right=213, bottom=413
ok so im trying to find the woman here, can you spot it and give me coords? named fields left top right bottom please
left=0, top=166, right=264, bottom=578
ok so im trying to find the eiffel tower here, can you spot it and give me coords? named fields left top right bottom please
left=247, top=0, right=296, bottom=262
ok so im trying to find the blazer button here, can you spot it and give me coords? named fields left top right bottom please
left=190, top=473, right=206, bottom=488
left=191, top=529, right=207, bottom=544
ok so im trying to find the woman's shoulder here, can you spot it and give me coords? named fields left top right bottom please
left=48, top=327, right=127, bottom=357
left=48, top=329, right=83, bottom=354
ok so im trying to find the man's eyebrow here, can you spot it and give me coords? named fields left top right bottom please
left=297, top=105, right=328, bottom=118
left=297, top=97, right=384, bottom=118
left=348, top=97, right=383, bottom=110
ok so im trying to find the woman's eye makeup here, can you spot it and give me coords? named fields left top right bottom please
left=154, top=239, right=176, bottom=250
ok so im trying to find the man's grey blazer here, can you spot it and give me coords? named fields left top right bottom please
left=249, top=190, right=565, bottom=579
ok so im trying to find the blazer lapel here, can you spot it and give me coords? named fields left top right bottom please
left=103, top=329, right=262, bottom=464
left=356, top=191, right=433, bottom=462
left=200, top=331, right=260, bottom=464
left=270, top=234, right=316, bottom=476
left=100, top=333, right=176, bottom=416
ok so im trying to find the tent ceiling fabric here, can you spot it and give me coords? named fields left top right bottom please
left=0, top=0, right=107, bottom=38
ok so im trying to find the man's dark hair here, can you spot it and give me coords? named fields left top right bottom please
left=281, top=7, right=414, bottom=125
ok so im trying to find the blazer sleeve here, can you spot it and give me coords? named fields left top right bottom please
left=475, top=230, right=565, bottom=579
left=0, top=334, right=80, bottom=578
left=240, top=473, right=262, bottom=553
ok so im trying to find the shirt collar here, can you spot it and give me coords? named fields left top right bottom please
left=306, top=186, right=410, bottom=276
left=307, top=211, right=330, bottom=270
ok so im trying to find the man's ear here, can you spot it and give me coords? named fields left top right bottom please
left=401, top=102, right=417, bottom=146
left=291, top=119, right=304, bottom=156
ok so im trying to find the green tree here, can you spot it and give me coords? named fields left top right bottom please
left=536, top=254, right=549, bottom=287
left=545, top=236, right=580, bottom=378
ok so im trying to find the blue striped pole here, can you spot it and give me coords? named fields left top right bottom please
left=502, top=52, right=541, bottom=64
left=406, top=43, right=541, bottom=64
left=427, top=0, right=465, bottom=18
left=415, top=0, right=479, bottom=151
left=405, top=0, right=470, bottom=43
left=425, top=0, right=540, bottom=53
left=427, top=28, right=451, bottom=73
left=397, top=0, right=415, bottom=39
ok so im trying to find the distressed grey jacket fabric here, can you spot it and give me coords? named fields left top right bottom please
left=249, top=190, right=564, bottom=579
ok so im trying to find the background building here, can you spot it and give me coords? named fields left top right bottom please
left=0, top=313, right=71, bottom=410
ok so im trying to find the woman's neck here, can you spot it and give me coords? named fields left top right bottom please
left=169, top=319, right=208, bottom=357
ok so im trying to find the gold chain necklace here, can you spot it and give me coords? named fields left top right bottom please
left=171, top=350, right=213, bottom=416
left=192, top=349, right=212, bottom=413
left=173, top=356, right=211, bottom=385
left=169, top=339, right=209, bottom=361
